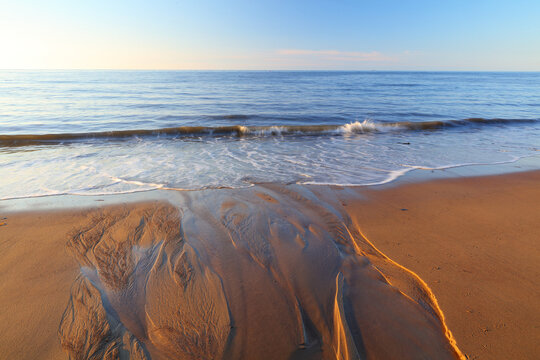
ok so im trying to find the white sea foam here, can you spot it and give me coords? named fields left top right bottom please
left=338, top=119, right=379, bottom=134
left=1, top=121, right=538, bottom=200
left=403, top=156, right=525, bottom=171
left=302, top=167, right=413, bottom=187
left=109, top=175, right=165, bottom=189
left=238, top=125, right=249, bottom=134
left=249, top=126, right=288, bottom=136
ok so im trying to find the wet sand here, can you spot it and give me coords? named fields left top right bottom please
left=0, top=171, right=538, bottom=359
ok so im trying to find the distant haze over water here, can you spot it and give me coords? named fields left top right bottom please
left=1, top=71, right=539, bottom=199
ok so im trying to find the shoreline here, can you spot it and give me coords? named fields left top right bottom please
left=0, top=169, right=539, bottom=358
left=2, top=154, right=539, bottom=214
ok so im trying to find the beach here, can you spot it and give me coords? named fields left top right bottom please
left=340, top=170, right=540, bottom=359
left=1, top=169, right=538, bottom=359
left=2, top=1, right=540, bottom=358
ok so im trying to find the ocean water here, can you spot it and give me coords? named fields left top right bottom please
left=1, top=70, right=539, bottom=200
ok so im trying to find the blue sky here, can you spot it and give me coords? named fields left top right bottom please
left=1, top=0, right=539, bottom=70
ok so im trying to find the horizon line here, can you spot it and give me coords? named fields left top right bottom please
left=2, top=68, right=540, bottom=72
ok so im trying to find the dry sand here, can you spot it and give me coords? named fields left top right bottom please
left=0, top=170, right=538, bottom=359
left=335, top=170, right=540, bottom=360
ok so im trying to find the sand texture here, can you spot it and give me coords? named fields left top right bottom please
left=4, top=171, right=537, bottom=359
left=336, top=170, right=540, bottom=359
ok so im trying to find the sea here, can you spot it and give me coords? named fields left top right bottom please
left=1, top=70, right=539, bottom=200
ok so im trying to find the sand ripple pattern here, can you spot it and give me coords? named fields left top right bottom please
left=58, top=186, right=464, bottom=359
left=59, top=204, right=231, bottom=360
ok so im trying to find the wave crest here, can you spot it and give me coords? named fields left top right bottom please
left=0, top=118, right=537, bottom=147
left=339, top=119, right=379, bottom=134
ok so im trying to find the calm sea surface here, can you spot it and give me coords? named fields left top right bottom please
left=1, top=71, right=539, bottom=199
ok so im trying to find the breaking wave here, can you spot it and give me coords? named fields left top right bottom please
left=0, top=118, right=537, bottom=147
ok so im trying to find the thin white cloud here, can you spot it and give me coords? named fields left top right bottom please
left=277, top=49, right=393, bottom=62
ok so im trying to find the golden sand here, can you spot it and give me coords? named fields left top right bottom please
left=1, top=171, right=538, bottom=359
left=338, top=170, right=540, bottom=359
